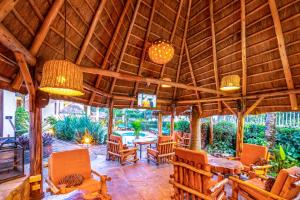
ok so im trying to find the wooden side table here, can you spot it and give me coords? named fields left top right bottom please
left=133, top=138, right=157, bottom=159
left=208, top=155, right=244, bottom=177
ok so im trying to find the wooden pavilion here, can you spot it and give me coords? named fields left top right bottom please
left=0, top=0, right=299, bottom=199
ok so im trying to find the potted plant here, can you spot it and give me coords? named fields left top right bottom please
left=131, top=119, right=142, bottom=139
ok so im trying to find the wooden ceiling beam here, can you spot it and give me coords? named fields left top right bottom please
left=80, top=66, right=226, bottom=95
left=108, top=0, right=142, bottom=95
left=209, top=0, right=222, bottom=113
left=173, top=0, right=192, bottom=102
left=0, top=0, right=19, bottom=22
left=76, top=0, right=106, bottom=64
left=222, top=101, right=236, bottom=116
left=241, top=0, right=247, bottom=97
left=155, top=0, right=184, bottom=96
left=244, top=96, right=264, bottom=116
left=130, top=0, right=157, bottom=108
left=268, top=0, right=298, bottom=110
left=184, top=40, right=202, bottom=114
left=88, top=0, right=132, bottom=105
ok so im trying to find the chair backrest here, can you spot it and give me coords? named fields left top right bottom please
left=240, top=143, right=268, bottom=166
left=173, top=148, right=213, bottom=195
left=157, top=136, right=174, bottom=155
left=271, top=166, right=300, bottom=199
left=108, top=135, right=123, bottom=154
left=48, top=149, right=91, bottom=185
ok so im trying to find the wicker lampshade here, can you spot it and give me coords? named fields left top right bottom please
left=148, top=39, right=174, bottom=64
left=161, top=77, right=172, bottom=88
left=39, top=60, right=84, bottom=96
left=220, top=75, right=240, bottom=91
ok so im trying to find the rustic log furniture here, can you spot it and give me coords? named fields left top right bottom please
left=230, top=166, right=300, bottom=200
left=46, top=149, right=111, bottom=199
left=174, top=132, right=191, bottom=149
left=147, top=136, right=176, bottom=165
left=228, top=143, right=271, bottom=176
left=133, top=137, right=157, bottom=159
left=208, top=155, right=244, bottom=177
left=170, top=148, right=228, bottom=200
left=107, top=135, right=138, bottom=165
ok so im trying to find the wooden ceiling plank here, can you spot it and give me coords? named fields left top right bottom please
left=155, top=0, right=184, bottom=96
left=80, top=66, right=226, bottom=95
left=244, top=96, right=264, bottom=116
left=222, top=101, right=236, bottom=116
left=76, top=0, right=107, bottom=64
left=130, top=0, right=157, bottom=108
left=268, top=0, right=298, bottom=110
left=209, top=0, right=222, bottom=113
left=0, top=0, right=19, bottom=22
left=88, top=0, right=132, bottom=105
left=108, top=0, right=142, bottom=95
left=241, top=0, right=247, bottom=97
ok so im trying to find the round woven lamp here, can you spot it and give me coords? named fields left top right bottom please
left=220, top=75, right=240, bottom=91
left=39, top=60, right=84, bottom=96
left=161, top=77, right=172, bottom=88
left=148, top=39, right=174, bottom=64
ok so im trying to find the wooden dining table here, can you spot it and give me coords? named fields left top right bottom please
left=208, top=155, right=244, bottom=176
left=133, top=137, right=157, bottom=159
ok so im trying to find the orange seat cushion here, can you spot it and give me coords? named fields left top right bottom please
left=240, top=178, right=268, bottom=200
left=240, top=143, right=268, bottom=166
left=48, top=149, right=92, bottom=185
left=61, top=178, right=101, bottom=194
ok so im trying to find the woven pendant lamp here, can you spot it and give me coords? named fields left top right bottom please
left=220, top=75, right=240, bottom=91
left=39, top=60, right=84, bottom=96
left=148, top=39, right=174, bottom=64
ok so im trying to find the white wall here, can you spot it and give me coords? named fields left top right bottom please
left=2, top=90, right=16, bottom=137
left=42, top=99, right=57, bottom=121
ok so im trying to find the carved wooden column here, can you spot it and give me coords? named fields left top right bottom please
left=158, top=112, right=162, bottom=136
left=190, top=106, right=201, bottom=150
left=209, top=117, right=214, bottom=145
left=236, top=100, right=245, bottom=157
left=170, top=106, right=175, bottom=136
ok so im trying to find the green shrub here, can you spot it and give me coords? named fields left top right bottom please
left=244, top=124, right=267, bottom=146
left=131, top=119, right=143, bottom=138
left=15, top=107, right=29, bottom=136
left=175, top=120, right=190, bottom=133
left=275, top=127, right=300, bottom=160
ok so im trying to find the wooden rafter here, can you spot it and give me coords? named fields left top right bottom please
left=76, top=0, right=106, bottom=64
left=108, top=0, right=142, bottom=95
left=130, top=0, right=157, bottom=108
left=0, top=0, right=19, bottom=22
left=173, top=0, right=192, bottom=102
left=184, top=41, right=202, bottom=114
left=155, top=0, right=184, bottom=96
left=222, top=101, right=236, bottom=116
left=12, top=0, right=64, bottom=90
left=88, top=0, right=132, bottom=105
left=209, top=0, right=222, bottom=113
left=80, top=66, right=226, bottom=95
left=241, top=0, right=247, bottom=97
left=268, top=0, right=298, bottom=110
left=244, top=96, right=265, bottom=116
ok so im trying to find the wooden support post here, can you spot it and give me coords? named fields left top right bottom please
left=170, top=105, right=175, bottom=136
left=190, top=106, right=201, bottom=150
left=209, top=117, right=214, bottom=145
left=158, top=112, right=163, bottom=136
left=236, top=101, right=245, bottom=157
left=0, top=0, right=19, bottom=22
left=241, top=0, right=247, bottom=97
left=108, top=99, right=114, bottom=138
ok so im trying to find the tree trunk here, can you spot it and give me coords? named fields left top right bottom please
left=265, top=112, right=277, bottom=148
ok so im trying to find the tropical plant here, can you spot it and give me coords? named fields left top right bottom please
left=15, top=106, right=29, bottom=136
left=131, top=119, right=143, bottom=138
left=175, top=120, right=190, bottom=133
left=244, top=124, right=267, bottom=146
left=275, top=127, right=300, bottom=160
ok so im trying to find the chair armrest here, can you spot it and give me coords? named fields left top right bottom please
left=158, top=142, right=177, bottom=146
left=106, top=140, right=119, bottom=145
left=228, top=157, right=240, bottom=160
left=251, top=165, right=272, bottom=170
left=91, top=170, right=111, bottom=181
left=229, top=176, right=286, bottom=200
left=120, top=147, right=138, bottom=153
left=45, top=178, right=60, bottom=194
left=147, top=148, right=159, bottom=153
left=209, top=178, right=228, bottom=193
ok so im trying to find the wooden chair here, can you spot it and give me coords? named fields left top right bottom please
left=46, top=149, right=111, bottom=199
left=106, top=135, right=138, bottom=165
left=230, top=166, right=300, bottom=200
left=147, top=136, right=176, bottom=164
left=229, top=143, right=272, bottom=176
left=170, top=148, right=228, bottom=200
left=174, top=132, right=191, bottom=148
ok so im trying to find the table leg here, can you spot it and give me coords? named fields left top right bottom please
left=140, top=144, right=142, bottom=159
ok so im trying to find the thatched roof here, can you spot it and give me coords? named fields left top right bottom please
left=0, top=0, right=299, bottom=117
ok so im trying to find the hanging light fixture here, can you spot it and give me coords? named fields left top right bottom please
left=39, top=0, right=84, bottom=96
left=161, top=77, right=172, bottom=88
left=220, top=75, right=240, bottom=91
left=148, top=39, right=174, bottom=64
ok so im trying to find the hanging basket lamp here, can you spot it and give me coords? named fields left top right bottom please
left=148, top=39, right=174, bottom=65
left=161, top=77, right=172, bottom=88
left=220, top=75, right=240, bottom=91
left=39, top=60, right=84, bottom=96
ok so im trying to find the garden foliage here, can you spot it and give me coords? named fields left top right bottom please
left=175, top=120, right=190, bottom=133
left=15, top=107, right=29, bottom=136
